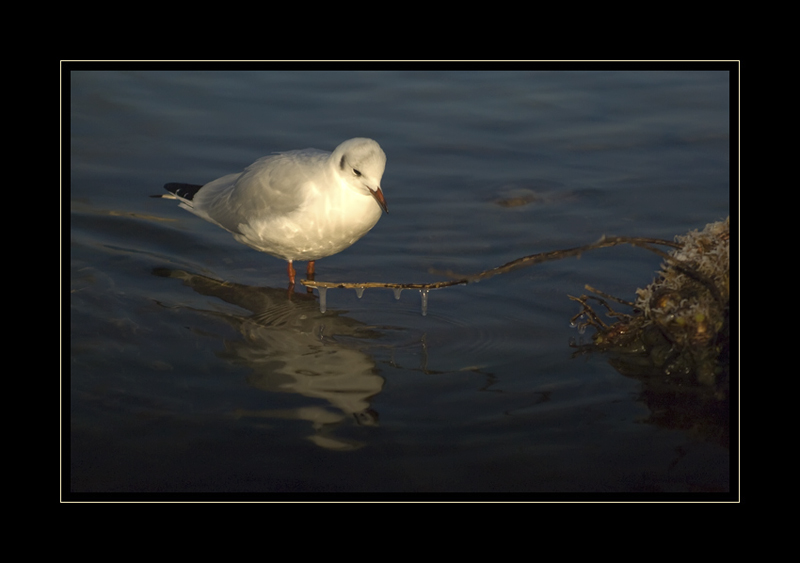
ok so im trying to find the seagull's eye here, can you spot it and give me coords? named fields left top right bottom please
left=352, top=168, right=362, bottom=177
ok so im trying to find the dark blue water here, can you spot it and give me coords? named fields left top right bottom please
left=67, top=67, right=733, bottom=497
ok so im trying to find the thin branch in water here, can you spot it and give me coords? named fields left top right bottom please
left=301, top=236, right=680, bottom=290
left=300, top=279, right=468, bottom=290
left=568, top=294, right=609, bottom=331
left=578, top=289, right=635, bottom=324
left=584, top=284, right=636, bottom=309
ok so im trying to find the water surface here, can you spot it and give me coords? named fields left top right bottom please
left=67, top=66, right=733, bottom=497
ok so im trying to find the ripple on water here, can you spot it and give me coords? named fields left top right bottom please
left=312, top=284, right=546, bottom=375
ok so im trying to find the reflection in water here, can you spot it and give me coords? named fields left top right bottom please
left=570, top=342, right=730, bottom=448
left=153, top=268, right=384, bottom=450
left=611, top=357, right=730, bottom=448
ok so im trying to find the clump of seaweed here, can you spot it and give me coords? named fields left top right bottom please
left=570, top=218, right=730, bottom=399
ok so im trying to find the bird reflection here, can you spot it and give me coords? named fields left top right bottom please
left=153, top=268, right=384, bottom=450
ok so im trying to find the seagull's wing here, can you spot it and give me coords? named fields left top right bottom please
left=191, top=149, right=329, bottom=234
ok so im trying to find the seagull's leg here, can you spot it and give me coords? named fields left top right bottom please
left=287, top=260, right=296, bottom=286
left=305, top=261, right=315, bottom=293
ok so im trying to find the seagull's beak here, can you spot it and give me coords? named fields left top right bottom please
left=368, top=186, right=388, bottom=214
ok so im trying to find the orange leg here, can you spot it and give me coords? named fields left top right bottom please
left=287, top=260, right=296, bottom=285
left=305, top=261, right=316, bottom=293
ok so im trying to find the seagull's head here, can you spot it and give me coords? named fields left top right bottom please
left=333, top=138, right=388, bottom=213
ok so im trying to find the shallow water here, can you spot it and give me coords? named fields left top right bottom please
left=66, top=66, right=734, bottom=497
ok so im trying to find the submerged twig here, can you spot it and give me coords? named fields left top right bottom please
left=568, top=294, right=610, bottom=331
left=584, top=284, right=636, bottom=308
left=301, top=236, right=680, bottom=290
left=300, top=279, right=467, bottom=290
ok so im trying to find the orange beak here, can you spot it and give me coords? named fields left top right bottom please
left=369, top=187, right=388, bottom=214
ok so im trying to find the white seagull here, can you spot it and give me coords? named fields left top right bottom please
left=159, top=138, right=388, bottom=285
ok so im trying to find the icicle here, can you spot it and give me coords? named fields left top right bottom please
left=318, top=287, right=327, bottom=314
left=355, top=287, right=365, bottom=299
left=419, top=289, right=429, bottom=316
left=393, top=287, right=403, bottom=300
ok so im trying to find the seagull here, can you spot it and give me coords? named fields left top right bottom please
left=158, top=138, right=388, bottom=286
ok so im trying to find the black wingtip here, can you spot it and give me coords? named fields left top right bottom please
left=163, top=182, right=204, bottom=201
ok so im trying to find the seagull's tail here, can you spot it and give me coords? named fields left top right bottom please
left=150, top=183, right=204, bottom=203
